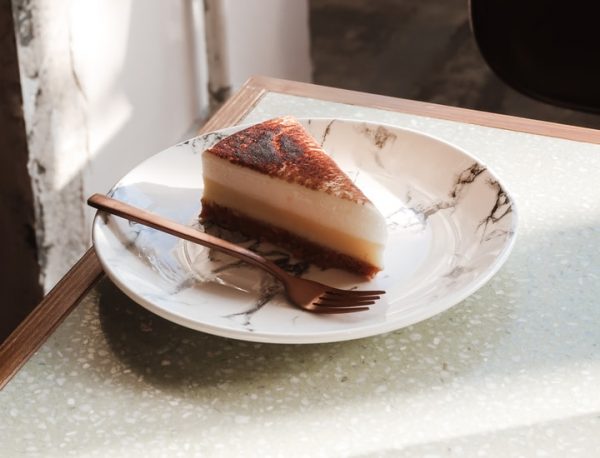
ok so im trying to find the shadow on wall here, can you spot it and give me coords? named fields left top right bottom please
left=309, top=0, right=600, bottom=129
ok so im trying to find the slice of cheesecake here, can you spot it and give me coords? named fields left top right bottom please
left=200, top=116, right=387, bottom=278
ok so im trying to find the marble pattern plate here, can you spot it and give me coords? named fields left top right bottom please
left=92, top=118, right=517, bottom=344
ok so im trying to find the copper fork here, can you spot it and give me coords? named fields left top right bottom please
left=88, top=194, right=384, bottom=314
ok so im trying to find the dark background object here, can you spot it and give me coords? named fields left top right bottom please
left=0, top=2, right=43, bottom=343
left=471, top=0, right=600, bottom=113
left=310, top=0, right=600, bottom=128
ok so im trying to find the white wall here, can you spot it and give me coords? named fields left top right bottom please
left=14, top=0, right=206, bottom=290
left=71, top=1, right=205, bottom=216
left=206, top=0, right=311, bottom=100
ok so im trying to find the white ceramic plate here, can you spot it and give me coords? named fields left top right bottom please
left=93, top=118, right=517, bottom=344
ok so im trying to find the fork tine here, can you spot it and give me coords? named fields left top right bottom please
left=324, top=289, right=386, bottom=296
left=315, top=299, right=376, bottom=307
left=321, top=293, right=380, bottom=302
left=310, top=305, right=370, bottom=314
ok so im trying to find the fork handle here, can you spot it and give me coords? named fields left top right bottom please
left=88, top=193, right=292, bottom=283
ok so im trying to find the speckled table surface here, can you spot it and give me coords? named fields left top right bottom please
left=2, top=92, right=600, bottom=457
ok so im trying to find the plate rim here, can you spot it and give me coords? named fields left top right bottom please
left=92, top=117, right=519, bottom=344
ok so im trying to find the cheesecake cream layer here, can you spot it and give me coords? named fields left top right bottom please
left=202, top=154, right=387, bottom=267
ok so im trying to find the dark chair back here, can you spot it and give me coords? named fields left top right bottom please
left=470, top=0, right=600, bottom=113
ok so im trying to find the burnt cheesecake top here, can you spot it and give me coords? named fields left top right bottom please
left=205, top=116, right=370, bottom=205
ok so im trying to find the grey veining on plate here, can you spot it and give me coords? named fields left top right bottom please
left=91, top=118, right=517, bottom=343
left=185, top=223, right=310, bottom=331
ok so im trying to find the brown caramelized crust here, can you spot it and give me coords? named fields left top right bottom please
left=205, top=116, right=369, bottom=204
left=201, top=201, right=380, bottom=279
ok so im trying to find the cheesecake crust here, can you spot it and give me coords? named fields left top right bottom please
left=201, top=201, right=380, bottom=279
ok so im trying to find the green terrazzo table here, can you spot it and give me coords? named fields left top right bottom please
left=1, top=77, right=599, bottom=457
